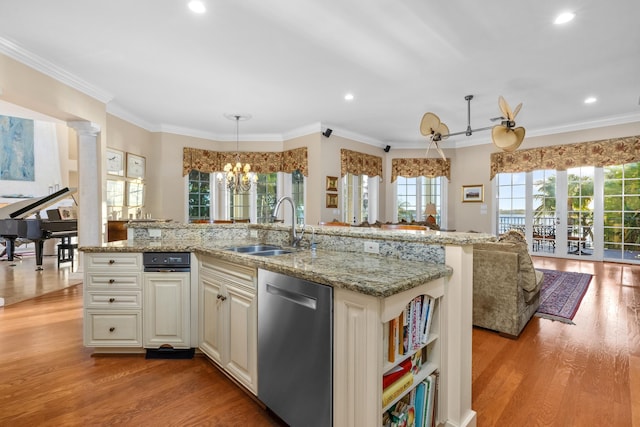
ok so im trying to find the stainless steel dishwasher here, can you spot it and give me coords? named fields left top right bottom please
left=258, top=269, right=333, bottom=427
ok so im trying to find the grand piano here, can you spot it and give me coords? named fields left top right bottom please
left=0, top=187, right=78, bottom=270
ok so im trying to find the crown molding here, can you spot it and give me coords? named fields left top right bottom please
left=0, top=36, right=113, bottom=104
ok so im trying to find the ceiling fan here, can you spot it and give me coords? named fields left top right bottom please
left=420, top=95, right=526, bottom=160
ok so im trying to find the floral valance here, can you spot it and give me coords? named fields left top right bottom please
left=390, top=158, right=451, bottom=182
left=182, top=147, right=308, bottom=177
left=490, top=135, right=640, bottom=180
left=340, top=149, right=383, bottom=178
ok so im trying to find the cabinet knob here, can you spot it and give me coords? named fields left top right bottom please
left=108, top=279, right=115, bottom=284
left=109, top=327, right=115, bottom=332
left=108, top=259, right=115, bottom=264
left=217, top=294, right=227, bottom=301
left=108, top=297, right=115, bottom=303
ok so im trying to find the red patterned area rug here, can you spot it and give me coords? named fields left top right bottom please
left=535, top=269, right=593, bottom=324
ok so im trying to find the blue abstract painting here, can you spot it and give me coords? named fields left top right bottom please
left=0, top=114, right=35, bottom=181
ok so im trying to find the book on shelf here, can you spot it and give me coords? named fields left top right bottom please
left=383, top=358, right=412, bottom=389
left=399, top=310, right=406, bottom=356
left=424, top=374, right=436, bottom=427
left=388, top=317, right=396, bottom=363
left=382, top=371, right=413, bottom=407
left=422, top=297, right=435, bottom=343
left=413, top=380, right=428, bottom=427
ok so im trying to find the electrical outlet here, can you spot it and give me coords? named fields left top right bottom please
left=148, top=229, right=161, bottom=238
left=250, top=229, right=258, bottom=238
left=364, top=241, right=379, bottom=254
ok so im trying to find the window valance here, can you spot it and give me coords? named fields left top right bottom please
left=182, top=147, right=308, bottom=177
left=390, top=158, right=451, bottom=182
left=490, top=135, right=640, bottom=180
left=340, top=149, right=383, bottom=178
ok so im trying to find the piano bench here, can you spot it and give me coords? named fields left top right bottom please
left=57, top=243, right=78, bottom=269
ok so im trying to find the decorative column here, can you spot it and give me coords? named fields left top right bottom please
left=67, top=121, right=102, bottom=250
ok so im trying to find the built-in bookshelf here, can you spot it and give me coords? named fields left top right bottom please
left=381, top=292, right=442, bottom=426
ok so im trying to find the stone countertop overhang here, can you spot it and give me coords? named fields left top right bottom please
left=81, top=224, right=496, bottom=298
left=80, top=239, right=449, bottom=298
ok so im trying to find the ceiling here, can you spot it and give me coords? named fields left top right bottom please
left=0, top=0, right=639, bottom=149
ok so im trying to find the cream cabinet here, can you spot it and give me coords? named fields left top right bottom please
left=84, top=253, right=143, bottom=348
left=199, top=256, right=258, bottom=395
left=143, top=272, right=190, bottom=349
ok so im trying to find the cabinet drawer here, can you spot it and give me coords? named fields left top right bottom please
left=86, top=291, right=142, bottom=309
left=85, top=310, right=142, bottom=347
left=85, top=253, right=142, bottom=271
left=85, top=273, right=141, bottom=289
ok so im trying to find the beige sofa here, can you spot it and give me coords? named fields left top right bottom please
left=472, top=234, right=544, bottom=338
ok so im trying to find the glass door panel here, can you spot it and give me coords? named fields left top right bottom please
left=532, top=170, right=557, bottom=254
left=604, top=162, right=640, bottom=261
left=566, top=167, right=594, bottom=256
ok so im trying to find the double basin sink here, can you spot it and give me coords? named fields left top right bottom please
left=225, top=244, right=293, bottom=257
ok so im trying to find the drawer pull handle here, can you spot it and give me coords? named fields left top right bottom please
left=109, top=279, right=115, bottom=284
left=109, top=327, right=115, bottom=332
left=217, top=294, right=227, bottom=301
left=108, top=259, right=115, bottom=264
left=108, top=298, right=115, bottom=303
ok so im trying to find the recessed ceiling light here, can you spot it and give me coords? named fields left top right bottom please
left=344, top=93, right=354, bottom=101
left=188, top=1, right=206, bottom=14
left=554, top=12, right=575, bottom=25
left=584, top=96, right=597, bottom=104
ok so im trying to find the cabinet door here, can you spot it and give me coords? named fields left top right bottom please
left=199, top=276, right=225, bottom=364
left=225, top=283, right=257, bottom=394
left=143, top=273, right=190, bottom=349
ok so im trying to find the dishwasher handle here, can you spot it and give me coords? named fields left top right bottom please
left=266, top=283, right=317, bottom=310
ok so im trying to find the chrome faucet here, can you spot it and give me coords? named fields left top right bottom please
left=272, top=196, right=305, bottom=247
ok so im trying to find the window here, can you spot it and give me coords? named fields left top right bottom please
left=187, top=170, right=304, bottom=224
left=342, top=173, right=377, bottom=224
left=188, top=170, right=210, bottom=221
left=497, top=172, right=526, bottom=233
left=256, top=173, right=278, bottom=223
left=395, top=176, right=443, bottom=223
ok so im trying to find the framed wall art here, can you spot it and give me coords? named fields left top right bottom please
left=106, top=148, right=124, bottom=176
left=326, top=193, right=338, bottom=209
left=326, top=176, right=338, bottom=192
left=462, top=184, right=484, bottom=203
left=126, top=153, right=146, bottom=179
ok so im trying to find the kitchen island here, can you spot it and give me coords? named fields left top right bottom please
left=81, top=223, right=494, bottom=427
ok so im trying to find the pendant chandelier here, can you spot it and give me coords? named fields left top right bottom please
left=218, top=114, right=256, bottom=193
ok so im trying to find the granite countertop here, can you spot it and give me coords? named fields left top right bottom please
left=81, top=239, right=452, bottom=298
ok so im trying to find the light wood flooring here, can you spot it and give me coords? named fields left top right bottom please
left=0, top=255, right=638, bottom=426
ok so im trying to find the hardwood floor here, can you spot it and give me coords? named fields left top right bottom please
left=1, top=246, right=82, bottom=306
left=0, top=255, right=638, bottom=426
left=473, top=256, right=640, bottom=427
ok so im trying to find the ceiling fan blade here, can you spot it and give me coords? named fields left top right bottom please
left=492, top=125, right=517, bottom=148
left=512, top=102, right=523, bottom=119
left=498, top=96, right=513, bottom=121
left=434, top=141, right=447, bottom=161
left=491, top=125, right=525, bottom=152
left=436, top=123, right=450, bottom=140
left=420, top=112, right=441, bottom=136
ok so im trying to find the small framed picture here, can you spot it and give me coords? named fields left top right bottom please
left=58, top=206, right=78, bottom=219
left=106, top=148, right=124, bottom=176
left=326, top=193, right=338, bottom=209
left=326, top=176, right=338, bottom=192
left=126, top=153, right=146, bottom=179
left=462, top=184, right=484, bottom=203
